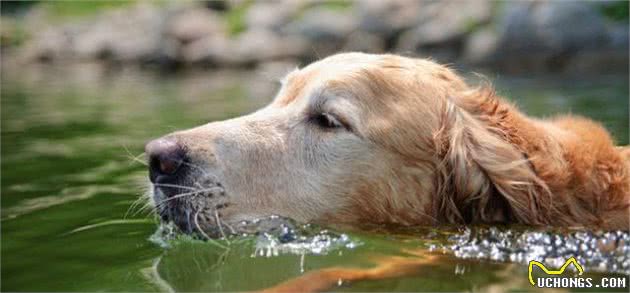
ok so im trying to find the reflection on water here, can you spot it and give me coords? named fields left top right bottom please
left=1, top=62, right=628, bottom=291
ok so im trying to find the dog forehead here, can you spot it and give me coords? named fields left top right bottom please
left=273, top=52, right=457, bottom=110
left=274, top=58, right=391, bottom=104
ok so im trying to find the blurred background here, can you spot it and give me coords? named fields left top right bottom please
left=1, top=1, right=629, bottom=292
left=2, top=0, right=629, bottom=73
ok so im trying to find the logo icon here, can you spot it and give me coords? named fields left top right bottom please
left=528, top=256, right=584, bottom=286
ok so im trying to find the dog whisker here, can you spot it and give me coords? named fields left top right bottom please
left=124, top=192, right=150, bottom=219
left=193, top=211, right=212, bottom=240
left=178, top=160, right=212, bottom=178
left=154, top=187, right=223, bottom=208
left=214, top=209, right=230, bottom=243
left=134, top=200, right=158, bottom=217
left=129, top=196, right=153, bottom=217
left=153, top=183, right=199, bottom=191
left=194, top=210, right=229, bottom=250
left=122, top=146, right=147, bottom=166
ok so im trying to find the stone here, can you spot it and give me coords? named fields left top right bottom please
left=343, top=31, right=386, bottom=53
left=245, top=1, right=302, bottom=32
left=356, top=0, right=426, bottom=36
left=21, top=27, right=71, bottom=62
left=233, top=29, right=308, bottom=63
left=606, top=24, right=629, bottom=50
left=94, top=5, right=165, bottom=61
left=166, top=8, right=225, bottom=44
left=284, top=7, right=357, bottom=42
left=12, top=0, right=627, bottom=74
left=496, top=1, right=608, bottom=56
left=490, top=1, right=612, bottom=72
left=282, top=7, right=358, bottom=57
left=182, top=29, right=308, bottom=66
left=462, top=28, right=500, bottom=65
left=395, top=0, right=492, bottom=52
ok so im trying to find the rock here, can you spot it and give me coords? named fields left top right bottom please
left=166, top=8, right=225, bottom=44
left=283, top=7, right=358, bottom=57
left=284, top=7, right=356, bottom=41
left=71, top=23, right=114, bottom=59
left=245, top=1, right=302, bottom=32
left=459, top=0, right=629, bottom=73
left=490, top=1, right=611, bottom=72
left=395, top=0, right=492, bottom=52
left=12, top=0, right=627, bottom=74
left=462, top=28, right=500, bottom=65
left=499, top=1, right=608, bottom=53
left=181, top=35, right=228, bottom=64
left=606, top=24, right=629, bottom=50
left=343, top=31, right=386, bottom=53
left=23, top=3, right=166, bottom=62
left=21, top=27, right=72, bottom=62
left=282, top=7, right=358, bottom=58
left=89, top=5, right=165, bottom=61
left=356, top=0, right=427, bottom=36
left=233, top=29, right=308, bottom=63
left=182, top=29, right=308, bottom=66
left=163, top=6, right=227, bottom=63
left=204, top=0, right=229, bottom=12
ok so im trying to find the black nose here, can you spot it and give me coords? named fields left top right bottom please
left=145, top=137, right=186, bottom=183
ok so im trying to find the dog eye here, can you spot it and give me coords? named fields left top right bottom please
left=312, top=112, right=344, bottom=129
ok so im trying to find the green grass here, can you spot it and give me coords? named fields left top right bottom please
left=320, top=0, right=353, bottom=11
left=41, top=0, right=136, bottom=20
left=224, top=0, right=253, bottom=36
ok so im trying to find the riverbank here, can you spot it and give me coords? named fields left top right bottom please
left=2, top=0, right=628, bottom=74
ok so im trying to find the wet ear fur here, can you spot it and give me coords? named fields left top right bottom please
left=432, top=87, right=555, bottom=225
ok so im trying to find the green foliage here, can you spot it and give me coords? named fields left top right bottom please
left=463, top=18, right=485, bottom=34
left=320, top=0, right=353, bottom=11
left=41, top=0, right=136, bottom=19
left=0, top=18, right=29, bottom=47
left=224, top=0, right=253, bottom=36
left=600, top=1, right=629, bottom=21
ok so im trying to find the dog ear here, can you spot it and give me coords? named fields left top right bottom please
left=432, top=87, right=555, bottom=225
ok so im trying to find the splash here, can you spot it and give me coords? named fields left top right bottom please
left=235, top=216, right=359, bottom=256
left=149, top=217, right=629, bottom=275
left=149, top=215, right=360, bottom=255
left=440, top=227, right=630, bottom=275
left=149, top=222, right=180, bottom=248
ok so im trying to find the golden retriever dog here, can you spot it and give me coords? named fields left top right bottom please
left=145, top=52, right=630, bottom=235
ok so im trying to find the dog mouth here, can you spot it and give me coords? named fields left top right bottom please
left=152, top=177, right=233, bottom=238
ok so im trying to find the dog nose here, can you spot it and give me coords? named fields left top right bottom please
left=145, top=137, right=186, bottom=182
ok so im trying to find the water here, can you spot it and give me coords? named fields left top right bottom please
left=2, top=63, right=628, bottom=291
